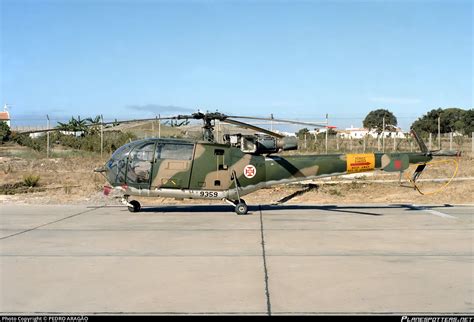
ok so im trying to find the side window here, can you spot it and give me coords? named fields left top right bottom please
left=156, top=144, right=194, bottom=160
left=132, top=142, right=155, bottom=162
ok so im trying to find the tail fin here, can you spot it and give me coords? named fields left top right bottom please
left=410, top=129, right=461, bottom=156
left=410, top=129, right=429, bottom=154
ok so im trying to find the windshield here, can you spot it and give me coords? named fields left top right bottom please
left=111, top=142, right=135, bottom=161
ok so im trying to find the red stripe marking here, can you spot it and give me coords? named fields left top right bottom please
left=350, top=162, right=371, bottom=166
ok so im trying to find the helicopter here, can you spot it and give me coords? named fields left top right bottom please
left=92, top=111, right=448, bottom=215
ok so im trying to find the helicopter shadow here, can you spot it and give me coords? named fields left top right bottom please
left=139, top=204, right=381, bottom=216
left=136, top=203, right=456, bottom=216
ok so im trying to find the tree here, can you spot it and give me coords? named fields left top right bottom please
left=363, top=109, right=398, bottom=135
left=86, top=115, right=102, bottom=135
left=295, top=128, right=310, bottom=139
left=411, top=108, right=469, bottom=135
left=0, top=121, right=11, bottom=143
left=56, top=116, right=88, bottom=135
left=464, top=109, right=474, bottom=137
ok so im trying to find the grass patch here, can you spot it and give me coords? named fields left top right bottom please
left=23, top=174, right=40, bottom=187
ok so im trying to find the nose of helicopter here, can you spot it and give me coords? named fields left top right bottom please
left=94, top=158, right=116, bottom=191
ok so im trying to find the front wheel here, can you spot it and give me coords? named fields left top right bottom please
left=128, top=200, right=141, bottom=213
left=235, top=202, right=248, bottom=215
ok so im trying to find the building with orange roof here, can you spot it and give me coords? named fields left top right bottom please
left=0, top=107, right=10, bottom=127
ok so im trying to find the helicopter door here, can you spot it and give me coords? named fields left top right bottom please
left=151, top=143, right=194, bottom=189
left=188, top=145, right=231, bottom=190
left=126, top=141, right=156, bottom=189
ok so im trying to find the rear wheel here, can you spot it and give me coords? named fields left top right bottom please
left=128, top=200, right=141, bottom=213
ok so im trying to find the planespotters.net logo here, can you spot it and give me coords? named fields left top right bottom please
left=402, top=317, right=473, bottom=322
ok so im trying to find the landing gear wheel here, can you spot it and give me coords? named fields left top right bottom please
left=128, top=200, right=141, bottom=213
left=235, top=201, right=248, bottom=215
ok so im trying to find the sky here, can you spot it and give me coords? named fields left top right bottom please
left=1, top=0, right=472, bottom=131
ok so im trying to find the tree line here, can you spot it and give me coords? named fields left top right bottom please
left=362, top=107, right=472, bottom=137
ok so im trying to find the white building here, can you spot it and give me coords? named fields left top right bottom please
left=337, top=126, right=407, bottom=139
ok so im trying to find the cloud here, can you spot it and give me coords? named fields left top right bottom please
left=126, top=104, right=195, bottom=114
left=369, top=96, right=422, bottom=105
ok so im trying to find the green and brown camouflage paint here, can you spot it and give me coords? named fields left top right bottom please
left=105, top=138, right=432, bottom=200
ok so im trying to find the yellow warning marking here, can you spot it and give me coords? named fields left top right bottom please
left=346, top=153, right=375, bottom=173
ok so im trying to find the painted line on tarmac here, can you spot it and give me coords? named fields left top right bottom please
left=0, top=207, right=103, bottom=241
left=409, top=205, right=457, bottom=219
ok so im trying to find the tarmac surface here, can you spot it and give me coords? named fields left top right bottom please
left=0, top=203, right=473, bottom=315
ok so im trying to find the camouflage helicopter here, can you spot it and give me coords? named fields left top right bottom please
left=94, top=111, right=440, bottom=215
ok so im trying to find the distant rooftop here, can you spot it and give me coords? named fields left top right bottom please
left=0, top=111, right=10, bottom=121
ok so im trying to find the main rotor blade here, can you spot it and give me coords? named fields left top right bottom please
left=227, top=115, right=328, bottom=128
left=15, top=115, right=193, bottom=134
left=220, top=118, right=285, bottom=138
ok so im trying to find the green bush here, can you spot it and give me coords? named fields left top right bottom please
left=0, top=121, right=12, bottom=143
left=23, top=174, right=40, bottom=187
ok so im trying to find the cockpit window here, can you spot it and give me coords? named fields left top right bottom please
left=156, top=144, right=194, bottom=160
left=111, top=142, right=134, bottom=160
left=127, top=141, right=156, bottom=184
left=131, top=142, right=155, bottom=161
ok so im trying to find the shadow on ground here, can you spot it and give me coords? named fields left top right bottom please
left=128, top=203, right=456, bottom=216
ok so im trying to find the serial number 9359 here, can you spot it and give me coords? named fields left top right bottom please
left=199, top=191, right=220, bottom=198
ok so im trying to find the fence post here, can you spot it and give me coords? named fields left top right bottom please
left=100, top=115, right=104, bottom=158
left=429, top=133, right=432, bottom=150
left=382, top=117, right=385, bottom=152
left=363, top=136, right=366, bottom=152
left=393, top=136, right=396, bottom=151
left=449, top=132, right=453, bottom=150
left=472, top=132, right=474, bottom=157
left=438, top=116, right=441, bottom=149
left=325, top=114, right=328, bottom=154
left=46, top=115, right=50, bottom=158
left=410, top=140, right=413, bottom=152
left=158, top=114, right=161, bottom=138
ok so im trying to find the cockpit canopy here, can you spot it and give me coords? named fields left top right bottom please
left=105, top=138, right=195, bottom=186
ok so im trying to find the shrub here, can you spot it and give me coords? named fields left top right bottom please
left=0, top=121, right=11, bottom=143
left=23, top=174, right=40, bottom=187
